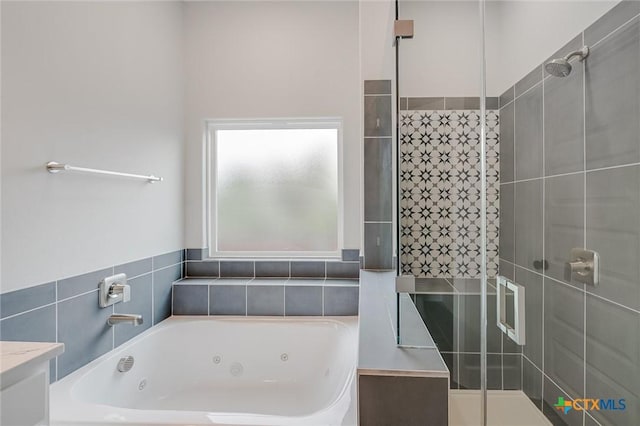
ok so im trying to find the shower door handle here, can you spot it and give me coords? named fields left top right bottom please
left=496, top=276, right=525, bottom=345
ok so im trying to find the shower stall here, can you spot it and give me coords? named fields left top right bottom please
left=395, top=1, right=640, bottom=425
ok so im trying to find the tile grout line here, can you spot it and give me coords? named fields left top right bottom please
left=0, top=300, right=58, bottom=322
left=589, top=10, right=640, bottom=50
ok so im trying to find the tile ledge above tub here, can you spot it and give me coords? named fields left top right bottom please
left=172, top=278, right=359, bottom=316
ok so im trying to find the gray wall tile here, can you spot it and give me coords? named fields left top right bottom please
left=363, top=222, right=393, bottom=270
left=500, top=86, right=514, bottom=108
left=57, top=291, right=112, bottom=379
left=358, top=375, right=448, bottom=426
left=364, top=95, right=392, bottom=137
left=0, top=304, right=56, bottom=343
left=499, top=259, right=515, bottom=281
left=400, top=97, right=408, bottom=110
left=586, top=165, right=640, bottom=310
left=114, top=258, right=152, bottom=279
left=415, top=294, right=454, bottom=352
left=445, top=97, right=480, bottom=110
left=153, top=264, right=180, bottom=324
left=585, top=413, right=601, bottom=426
left=364, top=138, right=392, bottom=221
left=515, top=267, right=543, bottom=367
left=586, top=294, right=639, bottom=426
left=584, top=1, right=640, bottom=46
left=220, top=261, right=254, bottom=278
left=326, top=261, right=360, bottom=279
left=499, top=102, right=515, bottom=182
left=544, top=58, right=585, bottom=175
left=247, top=285, right=284, bottom=316
left=515, top=179, right=543, bottom=271
left=499, top=183, right=515, bottom=262
left=486, top=97, right=499, bottom=110
left=285, top=286, right=322, bottom=316
left=488, top=354, right=503, bottom=390
left=210, top=285, right=246, bottom=315
left=0, top=282, right=55, bottom=319
left=543, top=376, right=584, bottom=426
left=290, top=261, right=325, bottom=278
left=173, top=284, right=208, bottom=315
left=114, top=274, right=152, bottom=347
left=545, top=174, right=585, bottom=285
left=254, top=261, right=289, bottom=278
left=364, top=80, right=391, bottom=95
left=407, top=97, right=444, bottom=110
left=186, top=260, right=219, bottom=277
left=456, top=294, right=501, bottom=354
left=153, top=250, right=183, bottom=269
left=440, top=352, right=457, bottom=389
left=185, top=248, right=206, bottom=260
left=523, top=356, right=543, bottom=409
left=515, top=83, right=543, bottom=180
left=324, top=286, right=358, bottom=315
left=57, top=267, right=112, bottom=300
left=458, top=353, right=481, bottom=389
left=503, top=328, right=522, bottom=355
left=503, top=354, right=522, bottom=390
left=341, top=249, right=360, bottom=262
left=544, top=278, right=585, bottom=399
left=515, top=65, right=543, bottom=97
left=586, top=17, right=640, bottom=170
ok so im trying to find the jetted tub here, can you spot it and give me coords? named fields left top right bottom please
left=51, top=316, right=357, bottom=426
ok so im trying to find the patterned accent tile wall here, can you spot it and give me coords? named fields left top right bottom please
left=399, top=108, right=500, bottom=278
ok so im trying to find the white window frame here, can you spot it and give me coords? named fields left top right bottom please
left=205, top=117, right=344, bottom=259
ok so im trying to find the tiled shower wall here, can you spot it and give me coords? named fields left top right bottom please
left=363, top=80, right=394, bottom=270
left=399, top=101, right=500, bottom=278
left=499, top=2, right=640, bottom=425
left=0, top=251, right=183, bottom=382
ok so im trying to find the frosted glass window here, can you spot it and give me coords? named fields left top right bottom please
left=212, top=124, right=339, bottom=255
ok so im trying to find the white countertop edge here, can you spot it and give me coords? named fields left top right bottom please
left=1, top=341, right=64, bottom=385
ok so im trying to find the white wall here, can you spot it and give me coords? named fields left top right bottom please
left=1, top=1, right=184, bottom=292
left=492, top=0, right=617, bottom=94
left=399, top=1, right=617, bottom=97
left=183, top=1, right=361, bottom=252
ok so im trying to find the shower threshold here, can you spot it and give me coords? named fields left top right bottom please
left=450, top=390, right=551, bottom=426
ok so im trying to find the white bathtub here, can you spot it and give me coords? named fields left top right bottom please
left=51, top=316, right=358, bottom=426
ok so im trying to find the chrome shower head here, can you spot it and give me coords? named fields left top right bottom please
left=545, top=46, right=590, bottom=77
left=545, top=58, right=572, bottom=77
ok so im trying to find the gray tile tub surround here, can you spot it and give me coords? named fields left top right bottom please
left=184, top=258, right=361, bottom=279
left=172, top=278, right=359, bottom=316
left=0, top=249, right=184, bottom=382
